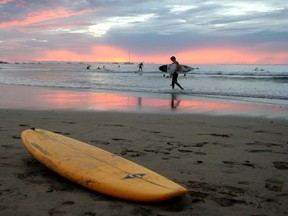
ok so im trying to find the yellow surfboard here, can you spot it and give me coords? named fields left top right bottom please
left=21, top=129, right=187, bottom=202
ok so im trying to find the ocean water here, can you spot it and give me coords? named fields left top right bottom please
left=0, top=62, right=288, bottom=106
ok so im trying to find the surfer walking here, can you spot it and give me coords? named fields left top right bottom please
left=170, top=56, right=184, bottom=90
left=138, top=62, right=143, bottom=71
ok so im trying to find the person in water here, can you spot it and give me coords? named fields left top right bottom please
left=170, top=56, right=184, bottom=90
left=138, top=62, right=143, bottom=71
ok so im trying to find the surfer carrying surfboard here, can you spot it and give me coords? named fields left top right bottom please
left=138, top=62, right=143, bottom=71
left=170, top=56, right=184, bottom=90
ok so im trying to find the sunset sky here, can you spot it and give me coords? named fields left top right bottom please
left=1, top=0, right=288, bottom=64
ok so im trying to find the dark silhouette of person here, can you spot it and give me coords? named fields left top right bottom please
left=170, top=56, right=184, bottom=90
left=138, top=62, right=143, bottom=71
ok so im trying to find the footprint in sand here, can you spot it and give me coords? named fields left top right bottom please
left=265, top=178, right=284, bottom=192
left=119, top=149, right=145, bottom=157
left=103, top=124, right=123, bottom=127
left=91, top=140, right=110, bottom=145
left=210, top=133, right=231, bottom=138
left=61, top=121, right=76, bottom=124
left=187, top=180, right=247, bottom=207
left=0, top=189, right=13, bottom=196
left=223, top=160, right=256, bottom=168
left=247, top=149, right=272, bottom=153
left=83, top=212, right=97, bottom=216
left=193, top=142, right=208, bottom=147
left=246, top=141, right=283, bottom=147
left=273, top=161, right=288, bottom=170
left=178, top=149, right=193, bottom=153
left=19, top=124, right=29, bottom=127
left=194, top=152, right=207, bottom=155
left=112, top=138, right=132, bottom=142
left=48, top=201, right=75, bottom=216
left=0, top=127, right=7, bottom=132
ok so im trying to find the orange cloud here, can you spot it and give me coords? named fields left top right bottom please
left=0, top=7, right=89, bottom=28
left=90, top=45, right=130, bottom=62
left=37, top=45, right=129, bottom=62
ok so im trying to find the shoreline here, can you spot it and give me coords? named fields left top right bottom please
left=0, top=109, right=287, bottom=215
left=1, top=84, right=288, bottom=119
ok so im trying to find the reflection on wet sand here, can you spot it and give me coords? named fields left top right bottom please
left=171, top=93, right=181, bottom=110
left=1, top=85, right=288, bottom=118
left=137, top=97, right=142, bottom=110
left=137, top=94, right=181, bottom=111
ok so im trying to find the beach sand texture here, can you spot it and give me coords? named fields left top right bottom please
left=0, top=110, right=288, bottom=215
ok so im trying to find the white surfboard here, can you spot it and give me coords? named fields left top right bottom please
left=159, top=64, right=194, bottom=74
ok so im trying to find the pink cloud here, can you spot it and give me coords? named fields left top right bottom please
left=0, top=0, right=16, bottom=4
left=0, top=0, right=26, bottom=7
left=0, top=7, right=89, bottom=28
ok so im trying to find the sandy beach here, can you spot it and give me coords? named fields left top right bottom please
left=1, top=0, right=288, bottom=214
left=0, top=108, right=287, bottom=215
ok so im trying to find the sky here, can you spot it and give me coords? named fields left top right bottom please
left=0, top=0, right=288, bottom=64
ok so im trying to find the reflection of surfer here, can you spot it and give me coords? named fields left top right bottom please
left=137, top=97, right=142, bottom=109
left=171, top=93, right=181, bottom=110
left=170, top=56, right=184, bottom=90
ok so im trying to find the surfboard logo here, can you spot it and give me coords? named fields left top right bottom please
left=123, top=173, right=145, bottom=179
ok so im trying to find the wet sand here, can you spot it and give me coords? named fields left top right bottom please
left=1, top=84, right=288, bottom=118
left=0, top=109, right=287, bottom=215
